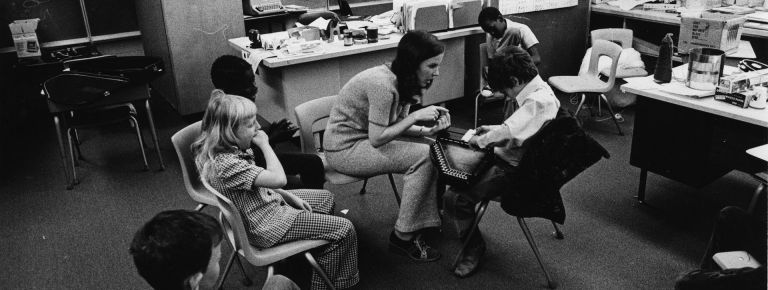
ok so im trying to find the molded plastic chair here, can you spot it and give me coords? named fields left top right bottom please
left=202, top=178, right=336, bottom=290
left=170, top=121, right=216, bottom=211
left=475, top=42, right=512, bottom=128
left=294, top=95, right=401, bottom=204
left=170, top=121, right=251, bottom=289
left=42, top=72, right=149, bottom=189
left=590, top=28, right=648, bottom=78
left=455, top=196, right=561, bottom=289
left=548, top=40, right=624, bottom=135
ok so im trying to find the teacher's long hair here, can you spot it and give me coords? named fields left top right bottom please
left=192, top=89, right=258, bottom=182
left=391, top=30, right=445, bottom=104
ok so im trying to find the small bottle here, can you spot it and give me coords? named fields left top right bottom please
left=654, top=33, right=674, bottom=83
left=344, top=31, right=353, bottom=46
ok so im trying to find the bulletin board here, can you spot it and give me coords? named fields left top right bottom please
left=497, top=0, right=578, bottom=14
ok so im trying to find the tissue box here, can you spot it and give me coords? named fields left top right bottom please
left=8, top=19, right=41, bottom=58
left=678, top=14, right=746, bottom=53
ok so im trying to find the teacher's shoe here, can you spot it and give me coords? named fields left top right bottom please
left=453, top=233, right=486, bottom=278
left=389, top=231, right=441, bottom=262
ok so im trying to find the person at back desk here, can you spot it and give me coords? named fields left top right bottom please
left=211, top=55, right=325, bottom=189
left=478, top=7, right=541, bottom=66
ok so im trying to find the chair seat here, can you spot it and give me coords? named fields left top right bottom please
left=317, top=153, right=365, bottom=185
left=240, top=239, right=330, bottom=267
left=602, top=67, right=648, bottom=79
left=548, top=75, right=611, bottom=94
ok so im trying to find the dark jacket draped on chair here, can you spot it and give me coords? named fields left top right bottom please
left=500, top=108, right=610, bottom=224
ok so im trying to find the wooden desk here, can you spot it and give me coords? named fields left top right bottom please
left=591, top=4, right=768, bottom=39
left=621, top=76, right=768, bottom=203
left=228, top=27, right=483, bottom=123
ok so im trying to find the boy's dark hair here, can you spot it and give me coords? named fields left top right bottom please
left=487, top=46, right=539, bottom=90
left=390, top=30, right=445, bottom=104
left=130, top=210, right=223, bottom=290
left=210, top=55, right=257, bottom=100
left=478, top=7, right=503, bottom=24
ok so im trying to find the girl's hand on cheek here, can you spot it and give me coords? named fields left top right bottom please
left=252, top=130, right=270, bottom=148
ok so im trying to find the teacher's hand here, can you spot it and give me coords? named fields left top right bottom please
left=425, top=113, right=451, bottom=135
left=410, top=105, right=449, bottom=123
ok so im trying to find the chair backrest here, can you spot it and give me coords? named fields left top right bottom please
left=201, top=177, right=260, bottom=263
left=479, top=42, right=490, bottom=91
left=585, top=40, right=623, bottom=93
left=297, top=11, right=340, bottom=26
left=171, top=121, right=217, bottom=207
left=591, top=28, right=633, bottom=49
left=294, top=95, right=338, bottom=154
left=202, top=177, right=331, bottom=267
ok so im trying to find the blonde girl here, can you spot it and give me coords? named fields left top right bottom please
left=192, top=90, right=359, bottom=290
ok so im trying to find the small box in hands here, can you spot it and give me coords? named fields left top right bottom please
left=713, top=251, right=762, bottom=269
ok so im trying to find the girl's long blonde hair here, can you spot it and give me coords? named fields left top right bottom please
left=192, top=89, right=258, bottom=182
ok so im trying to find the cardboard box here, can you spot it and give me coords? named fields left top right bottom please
left=678, top=14, right=746, bottom=53
left=716, top=68, right=768, bottom=94
left=8, top=18, right=41, bottom=58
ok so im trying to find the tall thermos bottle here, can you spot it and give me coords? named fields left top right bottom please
left=654, top=33, right=674, bottom=83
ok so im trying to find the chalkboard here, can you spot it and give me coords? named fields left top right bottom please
left=1, top=0, right=139, bottom=49
left=84, top=0, right=139, bottom=37
left=1, top=0, right=86, bottom=48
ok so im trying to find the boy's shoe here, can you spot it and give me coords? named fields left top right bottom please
left=389, top=231, right=441, bottom=262
left=453, top=233, right=486, bottom=278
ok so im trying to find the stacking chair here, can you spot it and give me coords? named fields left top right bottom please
left=202, top=178, right=336, bottom=290
left=43, top=72, right=149, bottom=189
left=294, top=95, right=401, bottom=204
left=590, top=28, right=648, bottom=79
left=170, top=121, right=216, bottom=211
left=475, top=42, right=513, bottom=128
left=455, top=196, right=561, bottom=289
left=170, top=121, right=251, bottom=289
left=548, top=39, right=624, bottom=135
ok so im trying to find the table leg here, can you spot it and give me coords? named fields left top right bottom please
left=53, top=115, right=73, bottom=189
left=637, top=168, right=647, bottom=204
left=144, top=95, right=165, bottom=170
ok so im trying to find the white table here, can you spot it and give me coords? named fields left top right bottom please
left=621, top=75, right=768, bottom=203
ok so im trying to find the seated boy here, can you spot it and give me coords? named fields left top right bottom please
left=210, top=55, right=325, bottom=189
left=478, top=7, right=541, bottom=66
left=444, top=46, right=560, bottom=278
left=130, top=209, right=300, bottom=290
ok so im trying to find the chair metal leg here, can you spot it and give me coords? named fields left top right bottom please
left=144, top=96, right=165, bottom=170
left=305, top=252, right=336, bottom=290
left=599, top=94, right=624, bottom=136
left=748, top=182, right=766, bottom=215
left=453, top=199, right=490, bottom=268
left=574, top=93, right=586, bottom=118
left=388, top=173, right=401, bottom=206
left=551, top=222, right=564, bottom=240
left=517, top=217, right=556, bottom=289
left=68, top=129, right=80, bottom=167
left=129, top=116, right=150, bottom=171
left=474, top=91, right=482, bottom=128
left=72, top=129, right=83, bottom=160
left=217, top=250, right=237, bottom=290
left=53, top=116, right=74, bottom=190
left=66, top=128, right=79, bottom=186
left=359, top=178, right=368, bottom=195
left=194, top=203, right=207, bottom=211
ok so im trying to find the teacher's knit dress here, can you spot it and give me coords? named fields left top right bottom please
left=323, top=65, right=441, bottom=233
